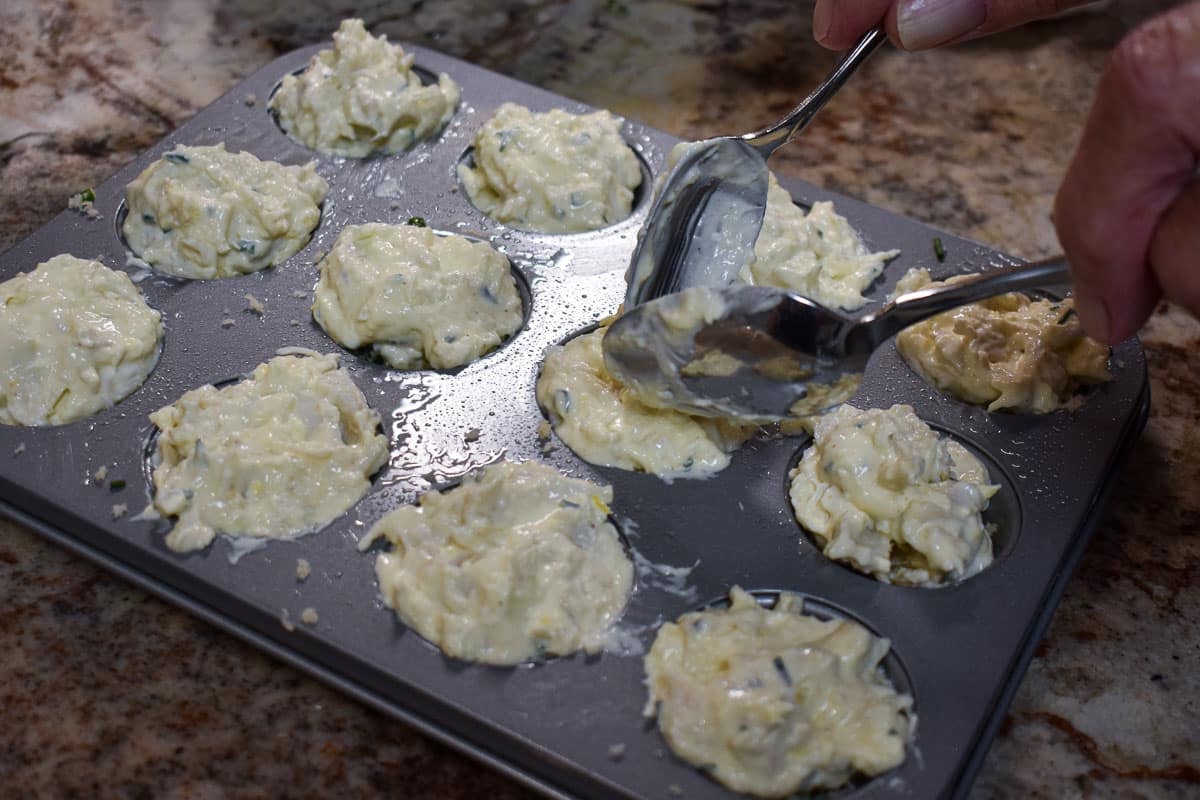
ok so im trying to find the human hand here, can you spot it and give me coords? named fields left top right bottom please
left=1053, top=3, right=1200, bottom=343
left=813, top=1, right=1200, bottom=344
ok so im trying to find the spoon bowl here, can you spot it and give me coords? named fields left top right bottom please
left=623, top=27, right=888, bottom=309
left=603, top=256, right=1073, bottom=421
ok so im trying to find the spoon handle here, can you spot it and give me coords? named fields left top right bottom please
left=859, top=255, right=1073, bottom=348
left=742, top=26, right=888, bottom=159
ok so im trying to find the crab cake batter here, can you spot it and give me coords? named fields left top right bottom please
left=362, top=460, right=632, bottom=665
left=458, top=103, right=642, bottom=233
left=269, top=18, right=460, bottom=158
left=0, top=255, right=162, bottom=426
left=149, top=352, right=388, bottom=553
left=892, top=268, right=1111, bottom=413
left=122, top=144, right=328, bottom=279
left=646, top=144, right=896, bottom=310
left=312, top=223, right=522, bottom=369
left=538, top=328, right=751, bottom=478
left=789, top=404, right=998, bottom=586
left=644, top=587, right=912, bottom=797
left=741, top=176, right=898, bottom=310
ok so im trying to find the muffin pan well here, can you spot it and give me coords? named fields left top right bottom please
left=784, top=421, right=1025, bottom=588
left=0, top=41, right=1148, bottom=800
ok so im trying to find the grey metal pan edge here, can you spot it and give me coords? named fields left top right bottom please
left=944, top=378, right=1150, bottom=800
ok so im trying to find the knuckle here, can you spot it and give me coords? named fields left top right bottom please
left=1108, top=9, right=1199, bottom=99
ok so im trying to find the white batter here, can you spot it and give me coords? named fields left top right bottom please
left=0, top=255, right=162, bottom=426
left=629, top=143, right=896, bottom=310
left=537, top=328, right=751, bottom=478
left=123, top=143, right=328, bottom=280
left=269, top=18, right=460, bottom=158
left=361, top=460, right=632, bottom=665
left=625, top=140, right=768, bottom=302
left=784, top=372, right=862, bottom=430
left=458, top=102, right=643, bottom=233
left=892, top=268, right=1111, bottom=413
left=312, top=223, right=523, bottom=369
left=789, top=404, right=998, bottom=586
left=149, top=352, right=388, bottom=553
left=644, top=587, right=913, bottom=797
left=743, top=176, right=898, bottom=310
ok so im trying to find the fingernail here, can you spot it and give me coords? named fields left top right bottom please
left=813, top=0, right=834, bottom=44
left=1071, top=290, right=1112, bottom=343
left=897, top=0, right=987, bottom=49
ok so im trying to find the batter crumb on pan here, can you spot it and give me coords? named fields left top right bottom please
left=221, top=318, right=235, bottom=328
left=607, top=743, right=626, bottom=761
left=280, top=609, right=295, bottom=632
left=94, top=465, right=108, bottom=483
left=300, top=607, right=319, bottom=626
left=296, top=558, right=311, bottom=581
left=244, top=293, right=265, bottom=315
left=111, top=504, right=128, bottom=519
left=12, top=443, right=25, bottom=456
left=68, top=189, right=101, bottom=219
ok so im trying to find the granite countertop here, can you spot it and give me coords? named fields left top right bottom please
left=1, top=1, right=1197, bottom=797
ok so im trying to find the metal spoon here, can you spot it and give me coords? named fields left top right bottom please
left=603, top=256, right=1071, bottom=421
left=624, top=26, right=888, bottom=308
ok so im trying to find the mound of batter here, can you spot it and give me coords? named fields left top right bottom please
left=149, top=352, right=388, bottom=553
left=0, top=255, right=162, bottom=426
left=123, top=143, right=328, bottom=280
left=789, top=404, right=998, bottom=587
left=644, top=587, right=912, bottom=797
left=458, top=103, right=643, bottom=233
left=269, top=18, right=460, bottom=158
left=537, top=328, right=751, bottom=478
left=362, top=460, right=632, bottom=665
left=312, top=223, right=523, bottom=369
left=648, top=144, right=896, bottom=310
left=891, top=268, right=1111, bottom=413
left=742, top=176, right=898, bottom=310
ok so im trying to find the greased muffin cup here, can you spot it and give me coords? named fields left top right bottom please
left=0, top=39, right=1148, bottom=800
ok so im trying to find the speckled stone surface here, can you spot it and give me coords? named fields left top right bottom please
left=1, top=1, right=1197, bottom=797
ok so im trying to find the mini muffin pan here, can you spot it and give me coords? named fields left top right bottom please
left=0, top=42, right=1148, bottom=800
